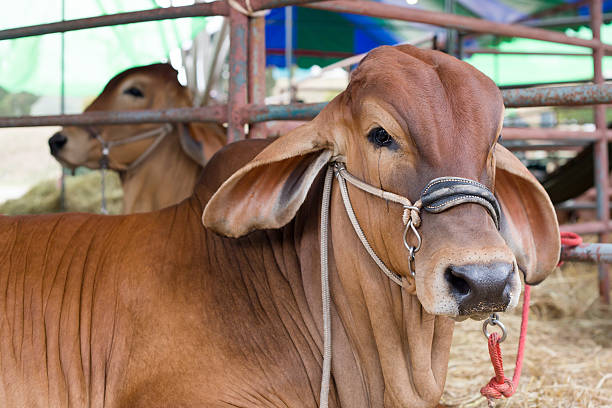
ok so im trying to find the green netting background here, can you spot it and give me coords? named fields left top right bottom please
left=0, top=0, right=207, bottom=98
left=465, top=24, right=612, bottom=86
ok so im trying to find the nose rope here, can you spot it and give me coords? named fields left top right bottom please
left=318, top=162, right=501, bottom=408
left=92, top=123, right=173, bottom=214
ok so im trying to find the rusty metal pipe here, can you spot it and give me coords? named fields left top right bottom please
left=560, top=221, right=611, bottom=235
left=242, top=102, right=328, bottom=123
left=2, top=83, right=612, bottom=128
left=0, top=2, right=228, bottom=41
left=561, top=243, right=612, bottom=264
left=305, top=1, right=612, bottom=52
left=502, top=84, right=612, bottom=107
left=227, top=6, right=248, bottom=142
left=0, top=106, right=227, bottom=127
left=250, top=0, right=328, bottom=10
left=591, top=0, right=610, bottom=304
left=240, top=84, right=612, bottom=122
left=248, top=16, right=267, bottom=139
left=502, top=128, right=609, bottom=141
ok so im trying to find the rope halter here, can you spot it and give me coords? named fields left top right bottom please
left=85, top=123, right=173, bottom=214
left=318, top=161, right=501, bottom=408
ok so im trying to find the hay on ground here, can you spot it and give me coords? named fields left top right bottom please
left=0, top=171, right=123, bottom=215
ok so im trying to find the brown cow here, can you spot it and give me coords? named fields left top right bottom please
left=0, top=45, right=559, bottom=407
left=48, top=64, right=226, bottom=214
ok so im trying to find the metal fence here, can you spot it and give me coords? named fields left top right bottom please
left=0, top=0, right=610, bottom=302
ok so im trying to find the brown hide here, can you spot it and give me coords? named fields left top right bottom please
left=2, top=46, right=560, bottom=408
left=50, top=64, right=226, bottom=214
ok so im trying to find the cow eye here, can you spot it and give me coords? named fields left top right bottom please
left=368, top=127, right=395, bottom=148
left=498, top=133, right=503, bottom=142
left=123, top=87, right=144, bottom=98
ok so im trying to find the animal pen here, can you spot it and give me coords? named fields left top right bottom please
left=0, top=0, right=612, bottom=309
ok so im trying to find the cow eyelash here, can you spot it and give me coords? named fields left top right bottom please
left=368, top=127, right=397, bottom=149
left=123, top=87, right=144, bottom=98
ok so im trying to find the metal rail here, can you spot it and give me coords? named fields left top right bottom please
left=1, top=83, right=611, bottom=127
left=0, top=106, right=227, bottom=127
left=561, top=243, right=612, bottom=264
left=502, top=128, right=612, bottom=141
left=0, top=2, right=229, bottom=40
left=306, top=0, right=612, bottom=52
left=0, top=0, right=326, bottom=41
left=501, top=84, right=612, bottom=107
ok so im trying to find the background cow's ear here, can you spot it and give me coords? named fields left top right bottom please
left=202, top=122, right=334, bottom=238
left=494, top=145, right=561, bottom=284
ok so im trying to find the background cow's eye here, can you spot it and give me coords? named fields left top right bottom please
left=123, top=87, right=144, bottom=98
left=368, top=127, right=395, bottom=148
left=498, top=133, right=503, bottom=142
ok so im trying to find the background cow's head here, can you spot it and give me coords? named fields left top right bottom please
left=48, top=64, right=194, bottom=170
left=203, top=45, right=560, bottom=319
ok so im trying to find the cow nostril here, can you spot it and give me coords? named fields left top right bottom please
left=49, top=132, right=68, bottom=154
left=447, top=262, right=515, bottom=315
left=445, top=267, right=470, bottom=297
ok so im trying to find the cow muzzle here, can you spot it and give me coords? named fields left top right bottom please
left=49, top=132, right=68, bottom=155
left=329, top=163, right=519, bottom=316
left=446, top=262, right=515, bottom=316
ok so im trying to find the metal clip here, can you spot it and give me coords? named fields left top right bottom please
left=482, top=313, right=507, bottom=343
left=403, top=218, right=421, bottom=277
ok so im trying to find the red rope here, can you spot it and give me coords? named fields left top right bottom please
left=560, top=231, right=583, bottom=247
left=480, top=285, right=530, bottom=406
left=480, top=232, right=583, bottom=406
left=557, top=232, right=583, bottom=267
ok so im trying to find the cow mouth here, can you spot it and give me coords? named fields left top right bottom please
left=51, top=154, right=78, bottom=170
left=450, top=312, right=493, bottom=322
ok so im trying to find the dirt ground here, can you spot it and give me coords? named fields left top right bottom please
left=442, top=261, right=612, bottom=408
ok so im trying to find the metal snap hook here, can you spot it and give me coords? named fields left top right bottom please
left=482, top=313, right=507, bottom=343
left=403, top=219, right=421, bottom=278
left=403, top=218, right=422, bottom=253
left=407, top=247, right=416, bottom=277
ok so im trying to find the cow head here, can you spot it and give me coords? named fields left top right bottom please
left=203, top=45, right=560, bottom=319
left=48, top=64, right=196, bottom=171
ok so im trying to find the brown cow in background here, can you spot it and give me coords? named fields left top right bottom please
left=49, top=64, right=226, bottom=213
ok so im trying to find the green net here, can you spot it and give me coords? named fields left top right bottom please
left=0, top=0, right=207, bottom=98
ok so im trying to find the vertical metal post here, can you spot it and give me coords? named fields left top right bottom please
left=202, top=19, right=228, bottom=107
left=248, top=15, right=267, bottom=139
left=592, top=0, right=610, bottom=304
left=285, top=6, right=295, bottom=102
left=445, top=0, right=456, bottom=57
left=60, top=0, right=66, bottom=211
left=228, top=6, right=248, bottom=143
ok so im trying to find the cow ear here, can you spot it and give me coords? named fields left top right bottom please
left=202, top=122, right=334, bottom=238
left=180, top=123, right=227, bottom=166
left=494, top=145, right=561, bottom=285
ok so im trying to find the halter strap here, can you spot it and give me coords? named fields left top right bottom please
left=421, top=176, right=501, bottom=229
left=95, top=123, right=173, bottom=172
left=87, top=123, right=173, bottom=214
left=318, top=162, right=501, bottom=408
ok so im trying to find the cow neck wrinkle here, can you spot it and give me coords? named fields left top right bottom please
left=285, top=168, right=454, bottom=408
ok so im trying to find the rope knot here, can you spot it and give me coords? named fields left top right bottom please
left=480, top=331, right=519, bottom=406
left=227, top=0, right=269, bottom=17
left=480, top=377, right=515, bottom=400
left=402, top=200, right=422, bottom=228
